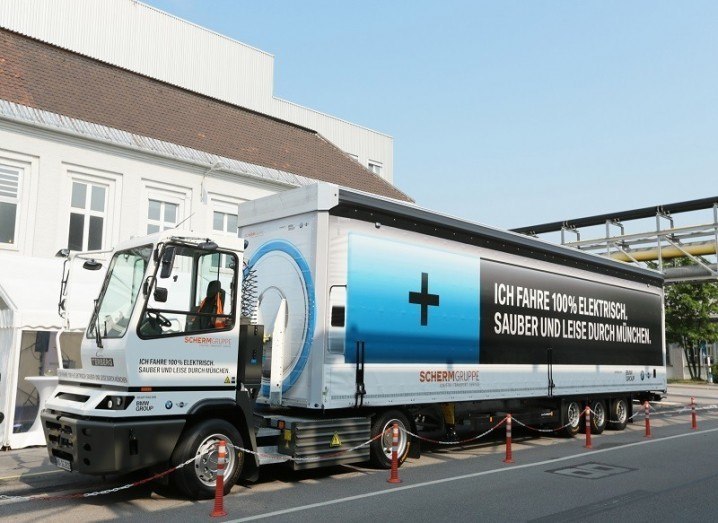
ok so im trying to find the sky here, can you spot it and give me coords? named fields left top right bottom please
left=143, top=0, right=717, bottom=230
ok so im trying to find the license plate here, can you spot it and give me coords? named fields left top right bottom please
left=55, top=457, right=72, bottom=472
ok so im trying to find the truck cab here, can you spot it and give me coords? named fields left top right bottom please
left=42, top=232, right=260, bottom=498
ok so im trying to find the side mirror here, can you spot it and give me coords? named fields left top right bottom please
left=159, top=246, right=176, bottom=278
left=153, top=287, right=168, bottom=303
left=198, top=240, right=218, bottom=251
left=82, top=259, right=103, bottom=271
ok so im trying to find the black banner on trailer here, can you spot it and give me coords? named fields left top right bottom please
left=479, top=260, right=663, bottom=366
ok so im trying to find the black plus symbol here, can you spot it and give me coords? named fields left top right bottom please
left=409, top=272, right=440, bottom=326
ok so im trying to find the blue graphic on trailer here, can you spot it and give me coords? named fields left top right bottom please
left=346, top=234, right=480, bottom=364
left=244, top=240, right=316, bottom=395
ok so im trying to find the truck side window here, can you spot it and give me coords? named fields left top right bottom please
left=139, top=246, right=237, bottom=338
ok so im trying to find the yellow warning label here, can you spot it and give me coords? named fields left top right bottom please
left=330, top=432, right=342, bottom=447
left=224, top=376, right=230, bottom=384
left=283, top=429, right=292, bottom=443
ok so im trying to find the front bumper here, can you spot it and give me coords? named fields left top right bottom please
left=41, top=410, right=185, bottom=475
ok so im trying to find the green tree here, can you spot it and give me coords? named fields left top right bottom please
left=664, top=278, right=718, bottom=379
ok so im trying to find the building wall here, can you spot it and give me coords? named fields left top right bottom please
left=667, top=342, right=718, bottom=381
left=0, top=118, right=285, bottom=259
left=0, top=0, right=394, bottom=182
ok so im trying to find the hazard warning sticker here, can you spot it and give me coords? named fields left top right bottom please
left=330, top=432, right=342, bottom=447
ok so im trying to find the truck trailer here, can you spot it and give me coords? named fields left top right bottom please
left=41, top=183, right=666, bottom=498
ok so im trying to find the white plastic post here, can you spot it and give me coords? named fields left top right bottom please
left=269, top=298, right=287, bottom=406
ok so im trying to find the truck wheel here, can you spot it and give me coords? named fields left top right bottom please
left=607, top=398, right=628, bottom=430
left=170, top=419, right=244, bottom=499
left=561, top=400, right=581, bottom=437
left=589, top=400, right=607, bottom=434
left=370, top=410, right=411, bottom=469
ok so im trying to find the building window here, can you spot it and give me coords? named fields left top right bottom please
left=147, top=199, right=179, bottom=234
left=68, top=180, right=107, bottom=251
left=0, top=164, right=21, bottom=245
left=213, top=211, right=238, bottom=236
left=142, top=182, right=190, bottom=237
left=368, top=161, right=383, bottom=176
left=212, top=205, right=239, bottom=269
left=64, top=165, right=121, bottom=254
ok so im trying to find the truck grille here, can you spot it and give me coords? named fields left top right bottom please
left=44, top=417, right=74, bottom=452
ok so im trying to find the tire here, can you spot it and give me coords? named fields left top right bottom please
left=370, top=410, right=411, bottom=468
left=561, top=400, right=582, bottom=437
left=170, top=419, right=244, bottom=499
left=607, top=398, right=629, bottom=431
left=589, top=400, right=607, bottom=434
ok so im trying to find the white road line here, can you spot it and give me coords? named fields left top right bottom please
left=229, top=427, right=718, bottom=522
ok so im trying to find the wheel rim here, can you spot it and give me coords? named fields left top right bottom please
left=615, top=400, right=627, bottom=424
left=381, top=419, right=408, bottom=460
left=193, top=433, right=237, bottom=488
left=593, top=402, right=606, bottom=428
left=567, top=402, right=580, bottom=428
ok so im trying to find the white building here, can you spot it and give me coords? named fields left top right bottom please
left=0, top=1, right=410, bottom=448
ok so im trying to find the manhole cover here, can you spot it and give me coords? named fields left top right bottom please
left=547, top=462, right=634, bottom=480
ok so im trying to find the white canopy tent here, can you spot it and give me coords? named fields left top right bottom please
left=0, top=254, right=104, bottom=449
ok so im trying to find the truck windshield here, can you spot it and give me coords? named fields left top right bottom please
left=88, top=245, right=153, bottom=339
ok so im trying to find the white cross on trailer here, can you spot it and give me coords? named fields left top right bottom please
left=41, top=183, right=666, bottom=499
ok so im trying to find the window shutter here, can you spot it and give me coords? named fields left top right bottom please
left=0, top=165, right=20, bottom=199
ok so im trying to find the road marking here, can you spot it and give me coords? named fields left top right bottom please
left=229, top=426, right=718, bottom=522
left=547, top=462, right=634, bottom=480
left=0, top=469, right=63, bottom=482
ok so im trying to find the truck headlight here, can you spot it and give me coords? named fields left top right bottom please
left=97, top=395, right=134, bottom=410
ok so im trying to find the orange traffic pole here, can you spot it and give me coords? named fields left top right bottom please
left=644, top=401, right=651, bottom=438
left=211, top=439, right=228, bottom=518
left=691, top=396, right=698, bottom=430
left=584, top=405, right=592, bottom=449
left=503, top=414, right=514, bottom=464
left=387, top=423, right=402, bottom=484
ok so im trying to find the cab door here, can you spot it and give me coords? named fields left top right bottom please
left=131, top=245, right=240, bottom=389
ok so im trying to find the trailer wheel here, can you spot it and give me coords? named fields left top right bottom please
left=370, top=410, right=411, bottom=469
left=589, top=400, right=607, bottom=434
left=561, top=400, right=582, bottom=437
left=607, top=398, right=629, bottom=430
left=170, top=419, right=244, bottom=499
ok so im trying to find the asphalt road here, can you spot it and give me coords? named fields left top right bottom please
left=1, top=384, right=717, bottom=522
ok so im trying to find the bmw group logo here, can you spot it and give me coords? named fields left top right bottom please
left=165, top=401, right=173, bottom=409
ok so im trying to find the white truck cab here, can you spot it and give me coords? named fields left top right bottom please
left=42, top=232, right=260, bottom=498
